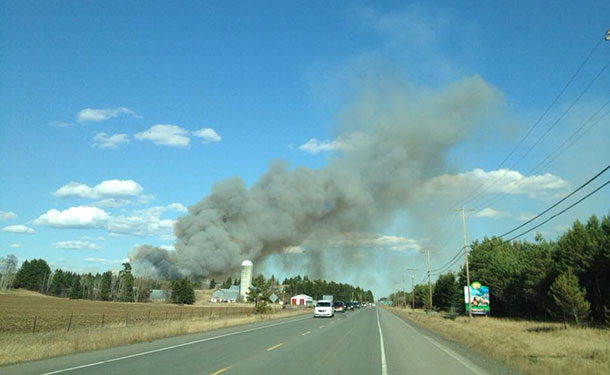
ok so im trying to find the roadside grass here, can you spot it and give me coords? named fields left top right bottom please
left=0, top=290, right=308, bottom=366
left=387, top=307, right=610, bottom=375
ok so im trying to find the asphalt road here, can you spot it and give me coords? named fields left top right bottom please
left=2, top=307, right=517, bottom=375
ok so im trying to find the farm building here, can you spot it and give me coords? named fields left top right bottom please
left=290, top=294, right=313, bottom=306
left=210, top=285, right=240, bottom=303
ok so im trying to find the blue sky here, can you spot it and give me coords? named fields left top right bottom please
left=1, top=1, right=609, bottom=298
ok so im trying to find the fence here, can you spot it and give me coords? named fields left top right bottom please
left=0, top=306, right=259, bottom=334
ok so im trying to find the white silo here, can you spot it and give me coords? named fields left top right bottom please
left=239, top=260, right=253, bottom=302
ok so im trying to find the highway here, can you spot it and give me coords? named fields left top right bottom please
left=2, top=307, right=517, bottom=375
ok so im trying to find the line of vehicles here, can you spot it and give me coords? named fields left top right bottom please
left=313, top=296, right=375, bottom=318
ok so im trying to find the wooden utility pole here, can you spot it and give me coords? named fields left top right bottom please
left=405, top=268, right=417, bottom=310
left=452, top=206, right=475, bottom=320
left=426, top=249, right=432, bottom=313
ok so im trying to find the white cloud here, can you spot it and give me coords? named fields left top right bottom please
left=77, top=107, right=140, bottom=123
left=2, top=225, right=35, bottom=234
left=33, top=203, right=185, bottom=238
left=83, top=257, right=125, bottom=266
left=159, top=245, right=175, bottom=251
left=305, top=232, right=421, bottom=252
left=0, top=211, right=17, bottom=220
left=193, top=128, right=222, bottom=143
left=93, top=133, right=130, bottom=149
left=473, top=207, right=507, bottom=219
left=283, top=246, right=303, bottom=254
left=54, top=179, right=143, bottom=199
left=134, top=124, right=190, bottom=147
left=105, top=204, right=185, bottom=238
left=424, top=168, right=569, bottom=199
left=49, top=121, right=75, bottom=128
left=93, top=198, right=132, bottom=208
left=33, top=206, right=109, bottom=228
left=79, top=236, right=105, bottom=241
left=9, top=243, right=20, bottom=248
left=54, top=240, right=102, bottom=250
left=518, top=213, right=536, bottom=222
left=297, top=137, right=351, bottom=155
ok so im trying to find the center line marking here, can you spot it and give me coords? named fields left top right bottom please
left=210, top=367, right=231, bottom=375
left=376, top=309, right=388, bottom=375
left=266, top=343, right=283, bottom=351
left=302, top=331, right=311, bottom=336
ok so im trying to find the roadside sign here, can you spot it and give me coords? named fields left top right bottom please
left=464, top=282, right=490, bottom=315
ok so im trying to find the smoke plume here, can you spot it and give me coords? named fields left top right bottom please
left=131, top=75, right=503, bottom=279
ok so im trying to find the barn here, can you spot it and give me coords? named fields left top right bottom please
left=290, top=294, right=313, bottom=306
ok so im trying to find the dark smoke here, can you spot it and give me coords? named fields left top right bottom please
left=131, top=75, right=503, bottom=279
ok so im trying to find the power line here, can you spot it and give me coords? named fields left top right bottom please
left=505, top=178, right=610, bottom=242
left=498, top=162, right=610, bottom=238
left=460, top=35, right=607, bottom=206
left=468, top=54, right=610, bottom=207
left=474, top=101, right=610, bottom=211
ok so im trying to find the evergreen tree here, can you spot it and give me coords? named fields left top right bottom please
left=208, top=278, right=217, bottom=289
left=69, top=276, right=83, bottom=299
left=171, top=277, right=195, bottom=304
left=13, top=259, right=51, bottom=291
left=221, top=277, right=232, bottom=289
left=433, top=272, right=460, bottom=311
left=100, top=271, right=112, bottom=301
left=118, top=263, right=134, bottom=302
left=549, top=268, right=590, bottom=326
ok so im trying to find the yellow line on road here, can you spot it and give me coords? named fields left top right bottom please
left=210, top=367, right=231, bottom=375
left=267, top=343, right=283, bottom=351
left=302, top=330, right=311, bottom=336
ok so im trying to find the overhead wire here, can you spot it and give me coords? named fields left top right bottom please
left=474, top=102, right=610, bottom=210
left=459, top=35, right=607, bottom=207
left=498, top=162, right=610, bottom=238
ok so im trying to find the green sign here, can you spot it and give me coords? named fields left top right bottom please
left=464, top=281, right=490, bottom=315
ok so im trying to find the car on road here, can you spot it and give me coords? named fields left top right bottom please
left=333, top=301, right=346, bottom=313
left=314, top=300, right=334, bottom=318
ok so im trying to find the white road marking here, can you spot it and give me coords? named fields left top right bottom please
left=376, top=309, right=388, bottom=375
left=390, top=313, right=487, bottom=375
left=39, top=316, right=311, bottom=375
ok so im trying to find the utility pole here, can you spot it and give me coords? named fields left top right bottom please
left=401, top=274, right=406, bottom=308
left=405, top=268, right=417, bottom=310
left=426, top=249, right=432, bottom=313
left=452, top=206, right=475, bottom=320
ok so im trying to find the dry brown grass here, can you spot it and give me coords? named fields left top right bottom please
left=0, top=290, right=308, bottom=365
left=388, top=307, right=610, bottom=375
left=0, top=290, right=262, bottom=333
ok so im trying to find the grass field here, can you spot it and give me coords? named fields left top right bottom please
left=388, top=307, right=610, bottom=375
left=0, top=289, right=261, bottom=333
left=0, top=290, right=308, bottom=365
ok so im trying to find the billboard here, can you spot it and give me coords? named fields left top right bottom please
left=464, top=282, right=490, bottom=315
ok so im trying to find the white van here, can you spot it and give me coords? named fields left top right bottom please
left=314, top=300, right=334, bottom=318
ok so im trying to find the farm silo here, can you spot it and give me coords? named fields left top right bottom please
left=239, top=260, right=253, bottom=302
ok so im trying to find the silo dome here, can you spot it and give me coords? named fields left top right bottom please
left=241, top=260, right=253, bottom=266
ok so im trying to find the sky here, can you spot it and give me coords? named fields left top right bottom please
left=1, top=1, right=609, bottom=298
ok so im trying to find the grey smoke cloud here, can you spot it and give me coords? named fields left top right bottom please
left=131, top=75, right=504, bottom=279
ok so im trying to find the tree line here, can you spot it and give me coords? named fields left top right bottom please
left=0, top=258, right=196, bottom=305
left=389, top=212, right=610, bottom=326
left=282, top=275, right=374, bottom=303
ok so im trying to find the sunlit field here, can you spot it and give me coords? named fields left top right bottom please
left=388, top=307, right=610, bottom=375
left=0, top=290, right=307, bottom=365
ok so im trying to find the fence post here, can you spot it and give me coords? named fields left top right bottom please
left=67, top=312, right=73, bottom=332
left=125, top=312, right=129, bottom=327
left=148, top=310, right=151, bottom=323
left=101, top=312, right=105, bottom=328
left=32, top=315, right=37, bottom=334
